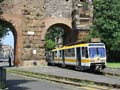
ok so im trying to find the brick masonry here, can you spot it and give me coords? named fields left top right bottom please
left=0, top=0, right=93, bottom=66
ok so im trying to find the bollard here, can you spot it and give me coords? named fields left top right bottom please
left=0, top=67, right=6, bottom=89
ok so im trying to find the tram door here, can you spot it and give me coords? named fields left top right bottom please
left=76, top=47, right=81, bottom=66
left=51, top=52, right=54, bottom=64
left=81, top=47, right=89, bottom=66
left=61, top=50, right=65, bottom=67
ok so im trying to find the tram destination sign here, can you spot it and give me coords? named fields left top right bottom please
left=90, top=38, right=101, bottom=43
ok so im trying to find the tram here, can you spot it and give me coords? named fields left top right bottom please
left=46, top=43, right=107, bottom=71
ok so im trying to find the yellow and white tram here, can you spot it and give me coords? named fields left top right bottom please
left=46, top=43, right=107, bottom=71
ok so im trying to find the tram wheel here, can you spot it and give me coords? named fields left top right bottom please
left=47, top=62, right=52, bottom=66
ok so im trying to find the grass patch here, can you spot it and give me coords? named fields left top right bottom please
left=107, top=62, right=120, bottom=69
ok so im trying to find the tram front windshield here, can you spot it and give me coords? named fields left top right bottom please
left=89, top=47, right=106, bottom=58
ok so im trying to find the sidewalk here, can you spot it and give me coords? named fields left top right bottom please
left=8, top=65, right=120, bottom=88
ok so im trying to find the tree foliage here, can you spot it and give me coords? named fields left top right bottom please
left=45, top=39, right=56, bottom=51
left=87, top=0, right=120, bottom=51
left=45, top=26, right=64, bottom=50
left=0, top=0, right=8, bottom=39
left=0, top=23, right=9, bottom=38
left=0, top=0, right=4, bottom=3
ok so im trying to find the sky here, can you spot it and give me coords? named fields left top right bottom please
left=2, top=31, right=14, bottom=49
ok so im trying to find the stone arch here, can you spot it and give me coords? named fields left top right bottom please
left=41, top=17, right=72, bottom=40
left=43, top=18, right=78, bottom=46
left=47, top=23, right=76, bottom=45
left=0, top=14, right=23, bottom=66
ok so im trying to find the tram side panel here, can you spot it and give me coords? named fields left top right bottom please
left=46, top=51, right=55, bottom=66
left=58, top=50, right=65, bottom=66
left=59, top=47, right=90, bottom=70
left=50, top=47, right=91, bottom=70
left=64, top=48, right=76, bottom=66
left=46, top=43, right=107, bottom=71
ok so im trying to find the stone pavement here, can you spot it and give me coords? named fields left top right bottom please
left=103, top=68, right=120, bottom=76
left=8, top=66, right=120, bottom=88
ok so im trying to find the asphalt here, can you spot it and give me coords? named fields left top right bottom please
left=8, top=65, right=120, bottom=88
left=7, top=73, right=85, bottom=90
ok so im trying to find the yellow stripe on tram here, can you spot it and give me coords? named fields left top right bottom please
left=54, top=58, right=90, bottom=63
left=54, top=58, right=62, bottom=61
left=55, top=58, right=76, bottom=63
left=65, top=59, right=76, bottom=63
left=81, top=59, right=90, bottom=63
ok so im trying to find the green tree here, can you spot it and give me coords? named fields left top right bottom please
left=85, top=0, right=120, bottom=62
left=0, top=22, right=9, bottom=38
left=0, top=0, right=8, bottom=39
left=87, top=0, right=120, bottom=51
left=45, top=26, right=64, bottom=50
left=45, top=39, right=56, bottom=51
left=0, top=26, right=8, bottom=38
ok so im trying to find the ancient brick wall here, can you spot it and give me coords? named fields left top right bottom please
left=22, top=0, right=46, bottom=62
left=0, top=0, right=46, bottom=66
left=46, top=0, right=72, bottom=18
left=0, top=0, right=24, bottom=66
left=72, top=0, right=93, bottom=42
left=0, top=0, right=93, bottom=66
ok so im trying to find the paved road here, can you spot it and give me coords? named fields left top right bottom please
left=0, top=61, right=9, bottom=67
left=7, top=73, right=87, bottom=90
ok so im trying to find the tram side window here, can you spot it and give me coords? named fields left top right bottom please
left=64, top=48, right=75, bottom=57
left=59, top=50, right=62, bottom=57
left=54, top=51, right=57, bottom=58
left=82, top=47, right=88, bottom=58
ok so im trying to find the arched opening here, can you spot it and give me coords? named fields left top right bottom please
left=0, top=19, right=17, bottom=66
left=45, top=23, right=77, bottom=51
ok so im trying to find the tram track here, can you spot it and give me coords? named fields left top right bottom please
left=7, top=66, right=120, bottom=89
left=67, top=66, right=120, bottom=77
left=88, top=70, right=120, bottom=78
left=46, top=64, right=120, bottom=79
left=100, top=68, right=120, bottom=77
left=7, top=69, right=119, bottom=90
left=58, top=65, right=120, bottom=78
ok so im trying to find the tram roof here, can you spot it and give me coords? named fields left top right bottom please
left=52, top=43, right=88, bottom=51
left=52, top=43, right=105, bottom=51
